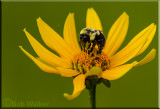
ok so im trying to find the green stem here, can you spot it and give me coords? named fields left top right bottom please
left=89, top=82, right=96, bottom=109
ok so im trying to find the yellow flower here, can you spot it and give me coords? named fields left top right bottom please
left=19, top=8, right=156, bottom=100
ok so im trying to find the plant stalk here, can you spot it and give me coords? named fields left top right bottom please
left=89, top=82, right=96, bottom=109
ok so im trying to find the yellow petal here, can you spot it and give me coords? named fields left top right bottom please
left=56, top=67, right=79, bottom=77
left=102, top=62, right=134, bottom=80
left=37, top=57, right=55, bottom=67
left=63, top=13, right=81, bottom=54
left=110, top=36, right=147, bottom=67
left=64, top=74, right=86, bottom=100
left=86, top=8, right=103, bottom=31
left=23, top=29, right=71, bottom=68
left=37, top=17, right=75, bottom=61
left=136, top=25, right=156, bottom=56
left=134, top=49, right=156, bottom=67
left=126, top=23, right=156, bottom=57
left=19, top=46, right=59, bottom=74
left=103, top=12, right=129, bottom=57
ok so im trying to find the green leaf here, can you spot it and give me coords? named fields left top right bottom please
left=96, top=78, right=103, bottom=84
left=102, top=79, right=111, bottom=88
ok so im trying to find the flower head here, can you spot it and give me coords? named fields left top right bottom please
left=20, top=8, right=156, bottom=100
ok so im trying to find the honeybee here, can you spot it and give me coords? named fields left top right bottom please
left=79, top=28, right=105, bottom=54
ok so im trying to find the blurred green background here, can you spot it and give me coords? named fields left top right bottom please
left=2, top=1, right=158, bottom=108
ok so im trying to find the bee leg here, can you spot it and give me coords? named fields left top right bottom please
left=98, top=39, right=105, bottom=54
left=98, top=48, right=102, bottom=54
left=98, top=43, right=103, bottom=54
left=87, top=42, right=91, bottom=54
left=79, top=40, right=86, bottom=51
left=90, top=41, right=96, bottom=53
left=79, top=40, right=87, bottom=52
left=87, top=42, right=91, bottom=49
left=97, top=44, right=101, bottom=54
left=79, top=41, right=83, bottom=50
left=80, top=41, right=86, bottom=52
left=83, top=43, right=86, bottom=52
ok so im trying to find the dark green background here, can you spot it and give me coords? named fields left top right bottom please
left=2, top=1, right=158, bottom=108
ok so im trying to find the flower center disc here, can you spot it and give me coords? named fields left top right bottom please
left=72, top=48, right=110, bottom=77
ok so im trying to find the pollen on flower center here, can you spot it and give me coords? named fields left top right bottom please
left=72, top=48, right=110, bottom=76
